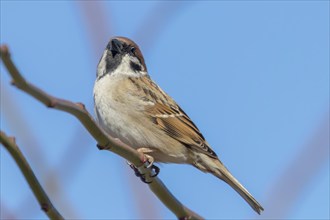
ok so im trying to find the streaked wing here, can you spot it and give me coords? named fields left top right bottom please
left=130, top=76, right=218, bottom=158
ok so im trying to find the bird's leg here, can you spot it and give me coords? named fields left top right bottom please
left=126, top=147, right=160, bottom=183
left=137, top=147, right=154, bottom=168
left=137, top=148, right=159, bottom=177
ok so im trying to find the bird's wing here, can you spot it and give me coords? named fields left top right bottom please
left=130, top=76, right=218, bottom=159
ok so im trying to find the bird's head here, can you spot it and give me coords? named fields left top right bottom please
left=97, top=37, right=147, bottom=79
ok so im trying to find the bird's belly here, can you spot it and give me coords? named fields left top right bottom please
left=94, top=101, right=188, bottom=164
left=94, top=98, right=137, bottom=145
left=94, top=77, right=189, bottom=164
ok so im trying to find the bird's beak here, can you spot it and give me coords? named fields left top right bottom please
left=109, top=39, right=123, bottom=56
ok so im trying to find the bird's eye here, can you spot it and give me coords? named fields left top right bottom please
left=130, top=47, right=136, bottom=54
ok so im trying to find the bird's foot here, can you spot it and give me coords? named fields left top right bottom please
left=126, top=150, right=160, bottom=183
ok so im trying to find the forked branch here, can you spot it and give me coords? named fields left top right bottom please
left=0, top=45, right=203, bottom=220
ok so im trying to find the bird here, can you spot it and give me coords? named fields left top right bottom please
left=93, top=36, right=264, bottom=214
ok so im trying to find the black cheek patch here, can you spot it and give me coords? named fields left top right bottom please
left=105, top=55, right=120, bottom=73
left=105, top=60, right=115, bottom=73
left=130, top=61, right=142, bottom=72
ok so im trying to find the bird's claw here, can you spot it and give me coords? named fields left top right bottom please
left=126, top=158, right=160, bottom=184
left=144, top=154, right=155, bottom=168
left=150, top=164, right=160, bottom=177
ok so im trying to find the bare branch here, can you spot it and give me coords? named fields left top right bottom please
left=0, top=131, right=64, bottom=220
left=0, top=45, right=204, bottom=220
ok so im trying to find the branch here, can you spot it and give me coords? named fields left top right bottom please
left=2, top=82, right=79, bottom=218
left=0, top=45, right=203, bottom=220
left=0, top=131, right=64, bottom=220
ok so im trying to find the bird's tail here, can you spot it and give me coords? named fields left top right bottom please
left=212, top=159, right=264, bottom=214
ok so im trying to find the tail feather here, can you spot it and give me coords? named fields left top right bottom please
left=193, top=154, right=264, bottom=214
left=213, top=160, right=264, bottom=214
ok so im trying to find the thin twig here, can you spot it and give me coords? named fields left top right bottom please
left=0, top=45, right=204, bottom=220
left=0, top=131, right=64, bottom=220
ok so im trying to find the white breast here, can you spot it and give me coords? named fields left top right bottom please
left=93, top=74, right=153, bottom=147
left=93, top=74, right=189, bottom=163
left=94, top=74, right=132, bottom=143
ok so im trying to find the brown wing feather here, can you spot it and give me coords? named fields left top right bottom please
left=146, top=103, right=218, bottom=158
left=128, top=76, right=218, bottom=158
left=134, top=80, right=217, bottom=158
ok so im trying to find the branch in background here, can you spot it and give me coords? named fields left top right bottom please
left=0, top=45, right=203, bottom=220
left=1, top=84, right=47, bottom=170
left=0, top=131, right=64, bottom=220
left=133, top=1, right=192, bottom=54
left=1, top=81, right=79, bottom=219
left=1, top=200, right=18, bottom=220
left=76, top=1, right=112, bottom=59
left=261, top=113, right=330, bottom=219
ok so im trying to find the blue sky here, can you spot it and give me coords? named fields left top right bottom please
left=1, top=1, right=329, bottom=219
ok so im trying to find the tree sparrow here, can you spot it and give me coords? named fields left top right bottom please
left=93, top=37, right=264, bottom=214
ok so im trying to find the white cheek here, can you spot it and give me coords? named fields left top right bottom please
left=97, top=51, right=108, bottom=77
left=112, top=55, right=147, bottom=77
